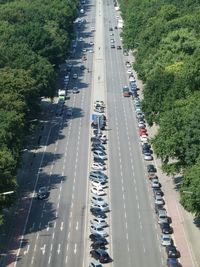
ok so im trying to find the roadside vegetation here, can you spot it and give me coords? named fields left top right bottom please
left=119, top=0, right=200, bottom=216
left=0, top=0, right=79, bottom=224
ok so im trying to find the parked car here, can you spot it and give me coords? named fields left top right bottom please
left=91, top=187, right=105, bottom=196
left=151, top=179, right=161, bottom=188
left=155, top=203, right=165, bottom=214
left=89, top=233, right=107, bottom=242
left=160, top=234, right=173, bottom=246
left=73, top=73, right=78, bottom=79
left=91, top=181, right=107, bottom=189
left=144, top=153, right=153, bottom=161
left=89, top=259, right=103, bottom=267
left=160, top=223, right=173, bottom=234
left=90, top=218, right=108, bottom=228
left=90, top=239, right=108, bottom=250
left=147, top=164, right=157, bottom=173
left=90, top=225, right=108, bottom=237
left=153, top=188, right=164, bottom=197
left=91, top=198, right=107, bottom=207
left=90, top=207, right=107, bottom=219
left=167, top=258, right=179, bottom=267
left=90, top=249, right=110, bottom=263
left=155, top=195, right=165, bottom=205
left=91, top=203, right=109, bottom=212
left=91, top=162, right=106, bottom=171
left=166, top=245, right=180, bottom=258
left=93, top=151, right=107, bottom=160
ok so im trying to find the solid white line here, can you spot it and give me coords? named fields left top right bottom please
left=14, top=122, right=56, bottom=266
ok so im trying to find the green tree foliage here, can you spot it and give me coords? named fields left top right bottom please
left=120, top=0, right=200, bottom=213
left=0, top=0, right=79, bottom=223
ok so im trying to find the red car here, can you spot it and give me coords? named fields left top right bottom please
left=139, top=129, right=148, bottom=136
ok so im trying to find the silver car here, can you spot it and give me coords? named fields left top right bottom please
left=91, top=203, right=109, bottom=212
left=90, top=218, right=108, bottom=228
left=89, top=259, right=102, bottom=267
left=93, top=151, right=107, bottom=160
left=90, top=225, right=108, bottom=237
left=160, top=234, right=173, bottom=246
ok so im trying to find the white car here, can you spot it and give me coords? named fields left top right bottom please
left=160, top=234, right=173, bottom=246
left=90, top=218, right=108, bottom=228
left=91, top=162, right=106, bottom=171
left=91, top=27, right=95, bottom=32
left=91, top=196, right=106, bottom=204
left=80, top=8, right=84, bottom=14
left=110, top=39, right=114, bottom=43
left=94, top=106, right=104, bottom=113
left=78, top=37, right=83, bottom=42
left=93, top=151, right=107, bottom=160
left=90, top=41, right=94, bottom=46
left=129, top=76, right=136, bottom=82
left=91, top=203, right=109, bottom=212
left=94, top=100, right=105, bottom=108
left=101, top=134, right=107, bottom=142
left=155, top=195, right=165, bottom=205
left=64, top=75, right=69, bottom=82
left=127, top=69, right=133, bottom=74
left=82, top=48, right=87, bottom=52
left=126, top=62, right=131, bottom=68
left=90, top=225, right=108, bottom=237
left=73, top=73, right=78, bottom=79
left=89, top=48, right=94, bottom=53
left=91, top=187, right=105, bottom=196
left=91, top=181, right=107, bottom=189
left=140, top=135, right=148, bottom=142
left=144, top=153, right=153, bottom=161
left=151, top=179, right=161, bottom=188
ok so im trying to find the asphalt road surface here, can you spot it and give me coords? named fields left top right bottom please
left=12, top=0, right=168, bottom=267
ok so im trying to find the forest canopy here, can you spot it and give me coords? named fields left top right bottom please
left=0, top=0, right=79, bottom=224
left=119, top=0, right=200, bottom=216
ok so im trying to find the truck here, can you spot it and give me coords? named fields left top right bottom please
left=123, top=86, right=130, bottom=97
left=58, top=89, right=66, bottom=101
left=117, top=19, right=124, bottom=29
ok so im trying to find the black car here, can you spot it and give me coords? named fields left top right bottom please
left=89, top=233, right=108, bottom=243
left=37, top=187, right=49, bottom=200
left=90, top=207, right=107, bottom=219
left=142, top=147, right=151, bottom=154
left=153, top=188, right=164, bottom=197
left=147, top=164, right=157, bottom=173
left=111, top=44, right=115, bottom=48
left=117, top=45, right=121, bottom=49
left=91, top=239, right=108, bottom=249
left=93, top=158, right=106, bottom=165
left=90, top=249, right=110, bottom=263
left=109, top=27, right=113, bottom=31
left=160, top=223, right=173, bottom=234
left=155, top=203, right=165, bottom=214
left=92, top=143, right=105, bottom=149
left=166, top=245, right=180, bottom=258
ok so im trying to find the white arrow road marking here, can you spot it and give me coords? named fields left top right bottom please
left=76, top=221, right=79, bottom=231
left=74, top=243, right=77, bottom=254
left=41, top=244, right=46, bottom=255
left=57, top=244, right=61, bottom=254
left=60, top=221, right=64, bottom=231
left=23, top=245, right=30, bottom=255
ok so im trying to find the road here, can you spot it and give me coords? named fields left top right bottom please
left=104, top=0, right=165, bottom=266
left=10, top=1, right=96, bottom=267
left=5, top=0, right=169, bottom=267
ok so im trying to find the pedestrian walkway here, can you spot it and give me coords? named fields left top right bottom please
left=127, top=50, right=200, bottom=267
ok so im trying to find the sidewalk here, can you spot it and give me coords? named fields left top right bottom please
left=127, top=50, right=200, bottom=267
